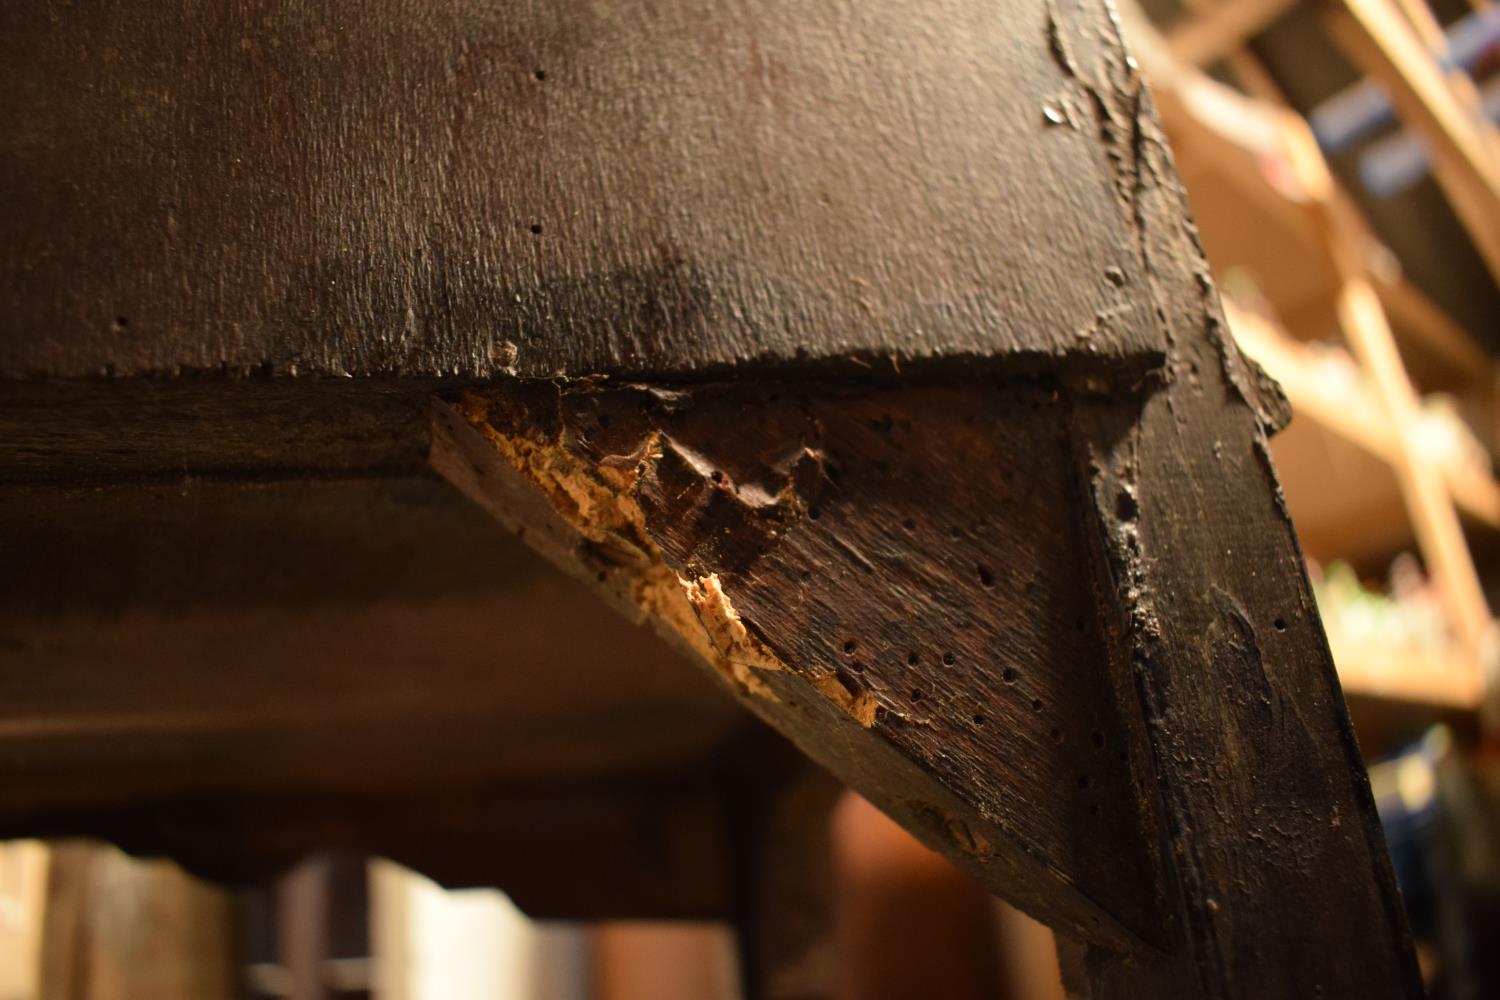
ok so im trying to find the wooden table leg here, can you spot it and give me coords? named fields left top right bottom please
left=728, top=765, right=841, bottom=1000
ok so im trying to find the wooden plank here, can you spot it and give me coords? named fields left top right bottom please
left=729, top=767, right=841, bottom=1000
left=8, top=785, right=740, bottom=922
left=0, top=0, right=1165, bottom=380
left=1335, top=277, right=1494, bottom=661
left=1326, top=0, right=1500, bottom=283
left=0, top=0, right=1426, bottom=993
left=442, top=359, right=1421, bottom=994
left=0, top=479, right=746, bottom=811
left=429, top=4, right=1424, bottom=988
left=436, top=379, right=1172, bottom=956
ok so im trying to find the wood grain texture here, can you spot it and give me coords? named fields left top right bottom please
left=0, top=0, right=1426, bottom=993
left=0, top=474, right=769, bottom=920
left=432, top=6, right=1423, bottom=992
left=441, top=378, right=1169, bottom=956
left=1, top=0, right=1162, bottom=380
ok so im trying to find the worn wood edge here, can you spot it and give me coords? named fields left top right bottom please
left=430, top=380, right=1176, bottom=959
left=1043, top=21, right=1422, bottom=992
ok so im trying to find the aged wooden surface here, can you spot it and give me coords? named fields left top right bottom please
left=0, top=0, right=1426, bottom=995
left=441, top=358, right=1420, bottom=994
left=1, top=0, right=1163, bottom=380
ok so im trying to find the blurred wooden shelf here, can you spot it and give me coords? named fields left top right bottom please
left=1228, top=303, right=1500, bottom=535
left=1330, top=640, right=1483, bottom=708
left=1124, top=5, right=1500, bottom=714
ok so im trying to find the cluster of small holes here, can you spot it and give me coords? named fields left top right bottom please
left=780, top=429, right=1124, bottom=824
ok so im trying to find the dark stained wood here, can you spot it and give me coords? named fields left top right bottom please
left=0, top=0, right=1425, bottom=995
left=0, top=378, right=440, bottom=485
left=11, top=785, right=736, bottom=921
left=0, top=0, right=1163, bottom=381
left=728, top=765, right=841, bottom=1000
left=0, top=478, right=746, bottom=806
left=427, top=9, right=1423, bottom=981
left=0, top=474, right=766, bottom=919
left=440, top=378, right=1169, bottom=955
left=442, top=356, right=1419, bottom=995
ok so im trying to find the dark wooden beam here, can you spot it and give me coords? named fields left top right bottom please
left=0, top=0, right=1163, bottom=381
left=0, top=0, right=1424, bottom=993
left=434, top=354, right=1420, bottom=994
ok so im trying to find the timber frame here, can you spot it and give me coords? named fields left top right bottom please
left=1, top=0, right=1422, bottom=996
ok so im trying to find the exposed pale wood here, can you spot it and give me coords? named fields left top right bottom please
left=440, top=381, right=1170, bottom=957
left=446, top=343, right=1419, bottom=996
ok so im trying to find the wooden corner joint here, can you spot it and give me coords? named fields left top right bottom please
left=432, top=376, right=1174, bottom=958
left=430, top=354, right=1422, bottom=995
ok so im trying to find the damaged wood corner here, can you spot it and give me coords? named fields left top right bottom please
left=438, top=391, right=790, bottom=706
left=448, top=387, right=873, bottom=722
left=429, top=359, right=1422, bottom=997
left=430, top=375, right=1176, bottom=959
